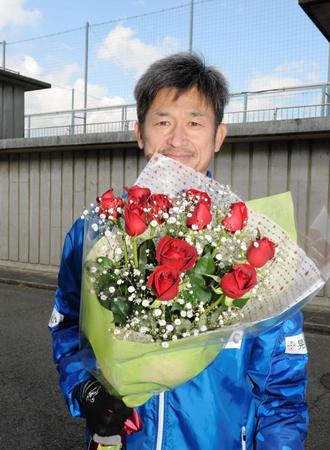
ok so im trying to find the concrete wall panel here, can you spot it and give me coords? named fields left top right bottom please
left=0, top=131, right=329, bottom=299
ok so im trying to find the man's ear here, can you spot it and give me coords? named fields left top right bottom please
left=214, top=123, right=227, bottom=153
left=134, top=122, right=144, bottom=149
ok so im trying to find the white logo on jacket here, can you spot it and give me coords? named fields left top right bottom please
left=48, top=307, right=64, bottom=328
left=285, top=333, right=307, bottom=354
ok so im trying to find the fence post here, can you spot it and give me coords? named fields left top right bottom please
left=243, top=93, right=248, bottom=123
left=71, top=88, right=75, bottom=135
left=188, top=0, right=194, bottom=53
left=321, top=85, right=326, bottom=117
left=84, top=22, right=90, bottom=133
left=27, top=115, right=31, bottom=138
left=273, top=108, right=278, bottom=120
left=2, top=40, right=6, bottom=69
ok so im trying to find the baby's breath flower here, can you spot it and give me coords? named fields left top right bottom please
left=153, top=309, right=162, bottom=317
left=108, top=286, right=116, bottom=294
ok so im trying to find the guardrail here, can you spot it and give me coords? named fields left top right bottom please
left=24, top=82, right=330, bottom=138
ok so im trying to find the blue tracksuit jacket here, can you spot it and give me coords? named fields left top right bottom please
left=49, top=218, right=309, bottom=450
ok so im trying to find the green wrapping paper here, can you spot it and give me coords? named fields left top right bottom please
left=81, top=191, right=297, bottom=409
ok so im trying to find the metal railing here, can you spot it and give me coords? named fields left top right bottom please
left=24, top=82, right=330, bottom=138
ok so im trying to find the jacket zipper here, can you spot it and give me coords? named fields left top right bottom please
left=241, top=426, right=246, bottom=450
left=156, top=392, right=165, bottom=450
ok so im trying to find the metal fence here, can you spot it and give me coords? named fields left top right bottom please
left=1, top=0, right=329, bottom=120
left=24, top=82, right=330, bottom=138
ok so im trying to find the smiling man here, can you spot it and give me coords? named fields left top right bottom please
left=50, top=53, right=309, bottom=450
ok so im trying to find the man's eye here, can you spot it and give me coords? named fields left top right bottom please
left=189, top=121, right=201, bottom=127
left=157, top=121, right=170, bottom=126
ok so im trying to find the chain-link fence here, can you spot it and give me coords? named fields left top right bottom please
left=1, top=0, right=329, bottom=130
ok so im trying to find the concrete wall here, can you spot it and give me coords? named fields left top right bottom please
left=0, top=118, right=329, bottom=297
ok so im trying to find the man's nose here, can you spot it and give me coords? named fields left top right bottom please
left=167, top=124, right=187, bottom=147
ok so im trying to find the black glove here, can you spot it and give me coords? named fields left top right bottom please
left=76, top=379, right=133, bottom=436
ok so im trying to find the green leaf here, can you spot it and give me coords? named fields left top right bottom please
left=190, top=274, right=211, bottom=303
left=203, top=273, right=221, bottom=282
left=111, top=297, right=130, bottom=325
left=233, top=297, right=249, bottom=308
left=138, top=239, right=156, bottom=275
left=194, top=254, right=216, bottom=275
left=96, top=256, right=116, bottom=269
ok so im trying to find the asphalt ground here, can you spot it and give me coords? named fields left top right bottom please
left=0, top=279, right=329, bottom=449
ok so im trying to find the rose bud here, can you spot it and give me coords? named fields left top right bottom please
left=148, top=194, right=172, bottom=223
left=185, top=189, right=211, bottom=206
left=247, top=237, right=276, bottom=268
left=124, top=203, right=148, bottom=236
left=220, top=263, right=257, bottom=299
left=125, top=185, right=151, bottom=204
left=146, top=265, right=180, bottom=301
left=222, top=201, right=248, bottom=233
left=96, top=189, right=124, bottom=218
left=186, top=201, right=212, bottom=230
left=156, top=236, right=198, bottom=272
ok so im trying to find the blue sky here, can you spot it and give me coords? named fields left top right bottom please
left=0, top=0, right=328, bottom=118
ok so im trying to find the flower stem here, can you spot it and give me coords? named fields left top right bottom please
left=122, top=235, right=129, bottom=266
left=204, top=295, right=224, bottom=315
left=132, top=237, right=139, bottom=268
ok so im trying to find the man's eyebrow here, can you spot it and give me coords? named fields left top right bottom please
left=151, top=111, right=207, bottom=117
left=190, top=111, right=207, bottom=117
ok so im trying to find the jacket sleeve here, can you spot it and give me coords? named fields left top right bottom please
left=248, top=312, right=309, bottom=450
left=48, top=218, right=93, bottom=417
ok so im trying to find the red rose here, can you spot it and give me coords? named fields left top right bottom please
left=156, top=236, right=198, bottom=272
left=148, top=194, right=172, bottom=223
left=185, top=189, right=211, bottom=206
left=96, top=189, right=124, bottom=219
left=124, top=203, right=148, bottom=236
left=186, top=201, right=212, bottom=230
left=222, top=201, right=248, bottom=233
left=220, top=263, right=257, bottom=299
left=126, top=185, right=151, bottom=204
left=146, top=265, right=180, bottom=301
left=247, top=237, right=276, bottom=268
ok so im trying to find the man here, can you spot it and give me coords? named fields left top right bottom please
left=49, top=53, right=308, bottom=449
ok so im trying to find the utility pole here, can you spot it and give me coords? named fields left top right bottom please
left=189, top=0, right=194, bottom=53
left=2, top=40, right=6, bottom=69
left=84, top=22, right=89, bottom=133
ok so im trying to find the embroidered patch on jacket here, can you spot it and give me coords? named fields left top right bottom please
left=48, top=307, right=64, bottom=328
left=285, top=333, right=307, bottom=354
left=225, top=331, right=243, bottom=349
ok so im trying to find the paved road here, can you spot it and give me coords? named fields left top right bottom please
left=0, top=283, right=329, bottom=449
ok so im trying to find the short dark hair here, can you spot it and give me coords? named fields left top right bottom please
left=134, top=52, right=229, bottom=126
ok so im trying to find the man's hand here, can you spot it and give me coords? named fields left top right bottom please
left=77, top=380, right=133, bottom=436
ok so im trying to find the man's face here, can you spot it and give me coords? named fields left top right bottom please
left=134, top=87, right=227, bottom=174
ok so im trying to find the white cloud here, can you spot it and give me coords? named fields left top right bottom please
left=226, top=60, right=323, bottom=121
left=0, top=0, right=41, bottom=31
left=97, top=24, right=180, bottom=77
left=10, top=54, right=128, bottom=133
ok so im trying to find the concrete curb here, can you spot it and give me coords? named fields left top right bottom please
left=0, top=269, right=329, bottom=334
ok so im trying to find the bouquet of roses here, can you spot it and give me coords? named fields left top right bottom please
left=80, top=154, right=328, bottom=447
